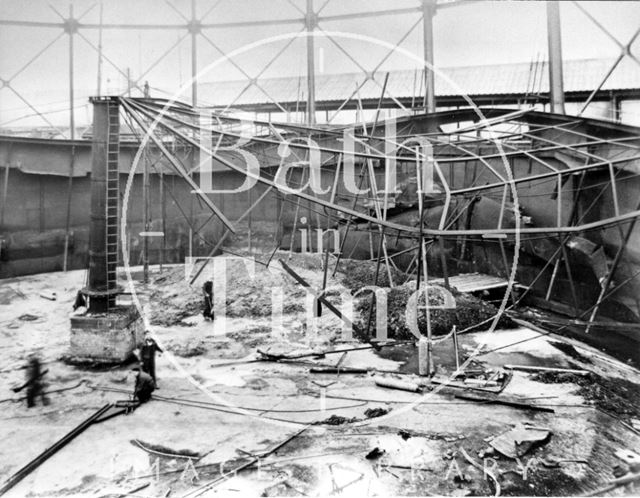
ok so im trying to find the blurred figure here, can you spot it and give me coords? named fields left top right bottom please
left=132, top=367, right=155, bottom=403
left=72, top=290, right=87, bottom=311
left=13, top=355, right=49, bottom=408
left=202, top=280, right=214, bottom=321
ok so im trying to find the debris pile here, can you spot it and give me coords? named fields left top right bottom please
left=337, top=259, right=405, bottom=291
left=148, top=270, right=202, bottom=326
left=532, top=370, right=640, bottom=419
left=354, top=281, right=510, bottom=340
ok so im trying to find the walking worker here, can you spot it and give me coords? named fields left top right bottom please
left=202, top=280, right=214, bottom=321
left=13, top=354, right=49, bottom=408
left=132, top=367, right=155, bottom=403
left=140, top=333, right=163, bottom=386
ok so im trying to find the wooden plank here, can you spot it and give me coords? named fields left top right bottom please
left=429, top=272, right=513, bottom=293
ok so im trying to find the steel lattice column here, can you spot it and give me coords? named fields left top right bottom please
left=306, top=0, right=317, bottom=124
left=421, top=0, right=437, bottom=113
left=546, top=1, right=566, bottom=114
left=86, top=97, right=121, bottom=312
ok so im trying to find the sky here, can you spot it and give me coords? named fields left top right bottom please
left=0, top=0, right=639, bottom=128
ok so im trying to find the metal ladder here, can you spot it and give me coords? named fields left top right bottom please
left=106, top=101, right=120, bottom=299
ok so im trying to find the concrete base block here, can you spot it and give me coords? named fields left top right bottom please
left=70, top=305, right=143, bottom=363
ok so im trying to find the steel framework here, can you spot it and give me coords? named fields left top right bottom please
left=114, top=96, right=640, bottom=333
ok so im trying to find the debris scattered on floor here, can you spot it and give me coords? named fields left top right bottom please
left=374, top=376, right=422, bottom=393
left=4, top=258, right=640, bottom=497
left=131, top=439, right=202, bottom=459
left=489, top=423, right=551, bottom=459
left=39, top=291, right=57, bottom=301
left=364, top=407, right=391, bottom=419
left=365, top=447, right=385, bottom=460
left=504, top=364, right=590, bottom=376
left=319, top=414, right=358, bottom=425
left=531, top=370, right=640, bottom=419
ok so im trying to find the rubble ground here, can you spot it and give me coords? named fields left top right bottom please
left=1, top=254, right=640, bottom=497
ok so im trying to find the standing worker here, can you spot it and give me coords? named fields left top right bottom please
left=131, top=367, right=155, bottom=404
left=140, top=333, right=163, bottom=387
left=13, top=354, right=49, bottom=408
left=202, top=280, right=214, bottom=321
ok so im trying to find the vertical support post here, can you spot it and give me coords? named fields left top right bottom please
left=63, top=2, right=76, bottom=272
left=68, top=3, right=75, bottom=141
left=96, top=1, right=103, bottom=96
left=415, top=147, right=434, bottom=376
left=189, top=0, right=199, bottom=260
left=247, top=184, right=253, bottom=252
left=190, top=0, right=199, bottom=107
left=0, top=160, right=9, bottom=228
left=305, top=0, right=316, bottom=125
left=452, top=325, right=460, bottom=372
left=421, top=0, right=437, bottom=113
left=142, top=147, right=149, bottom=283
left=87, top=99, right=110, bottom=312
left=546, top=1, right=565, bottom=114
left=160, top=169, right=166, bottom=272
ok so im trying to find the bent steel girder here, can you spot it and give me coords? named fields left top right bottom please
left=120, top=97, right=640, bottom=240
left=116, top=96, right=640, bottom=325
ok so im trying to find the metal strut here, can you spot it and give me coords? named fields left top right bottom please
left=0, top=404, right=114, bottom=495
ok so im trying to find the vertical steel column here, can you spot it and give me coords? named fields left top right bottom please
left=546, top=1, right=565, bottom=114
left=96, top=1, right=103, bottom=95
left=160, top=170, right=166, bottom=272
left=189, top=0, right=199, bottom=257
left=63, top=3, right=77, bottom=272
left=421, top=0, right=437, bottom=113
left=68, top=4, right=75, bottom=140
left=0, top=156, right=10, bottom=228
left=88, top=99, right=109, bottom=312
left=86, top=98, right=121, bottom=313
left=190, top=0, right=199, bottom=107
left=305, top=0, right=316, bottom=125
left=142, top=147, right=149, bottom=283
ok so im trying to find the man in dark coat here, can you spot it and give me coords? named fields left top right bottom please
left=17, top=355, right=49, bottom=408
left=202, top=280, right=214, bottom=321
left=72, top=290, right=87, bottom=311
left=132, top=367, right=155, bottom=403
left=140, top=334, right=163, bottom=386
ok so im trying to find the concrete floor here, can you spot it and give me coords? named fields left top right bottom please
left=1, top=257, right=640, bottom=497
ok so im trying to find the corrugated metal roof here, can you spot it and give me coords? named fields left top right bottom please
left=200, top=58, right=640, bottom=107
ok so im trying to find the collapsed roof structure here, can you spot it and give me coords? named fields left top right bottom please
left=118, top=97, right=640, bottom=339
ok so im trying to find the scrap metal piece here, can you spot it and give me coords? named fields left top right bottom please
left=489, top=424, right=551, bottom=459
